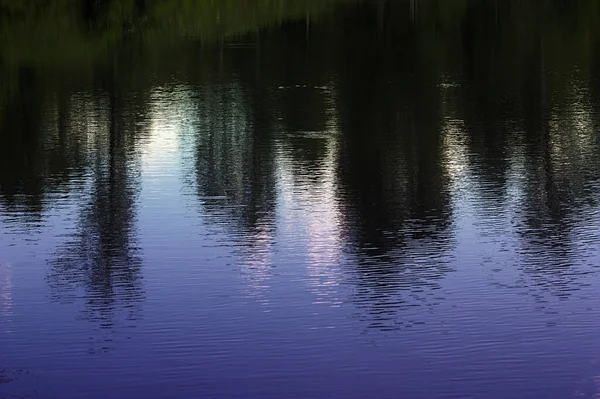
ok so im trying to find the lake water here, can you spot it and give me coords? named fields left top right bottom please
left=1, top=1, right=600, bottom=398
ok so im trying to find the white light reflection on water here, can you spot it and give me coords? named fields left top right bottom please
left=274, top=84, right=345, bottom=309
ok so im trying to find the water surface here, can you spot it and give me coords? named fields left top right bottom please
left=1, top=1, right=600, bottom=398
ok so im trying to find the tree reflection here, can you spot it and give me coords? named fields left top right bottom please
left=444, top=0, right=600, bottom=298
left=0, top=69, right=91, bottom=223
left=1, top=0, right=600, bottom=334
left=330, top=2, right=454, bottom=329
left=178, top=5, right=457, bottom=328
left=190, top=78, right=278, bottom=238
left=186, top=72, right=279, bottom=297
left=47, top=86, right=143, bottom=332
left=181, top=0, right=600, bottom=327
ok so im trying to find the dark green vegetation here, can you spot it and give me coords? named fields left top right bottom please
left=1, top=0, right=600, bottom=110
left=1, top=0, right=599, bottom=65
left=0, top=0, right=338, bottom=65
left=0, top=0, right=340, bottom=111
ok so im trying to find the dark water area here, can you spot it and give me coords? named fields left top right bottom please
left=1, top=1, right=600, bottom=398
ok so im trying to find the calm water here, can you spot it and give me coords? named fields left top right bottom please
left=1, top=1, right=600, bottom=398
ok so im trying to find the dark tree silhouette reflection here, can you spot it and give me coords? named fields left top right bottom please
left=47, top=87, right=144, bottom=333
left=1, top=0, right=600, bottom=336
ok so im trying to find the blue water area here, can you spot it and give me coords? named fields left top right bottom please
left=1, top=1, right=600, bottom=398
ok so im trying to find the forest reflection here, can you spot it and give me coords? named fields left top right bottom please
left=1, top=0, right=600, bottom=330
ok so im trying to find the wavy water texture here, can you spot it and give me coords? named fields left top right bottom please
left=1, top=1, right=600, bottom=399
